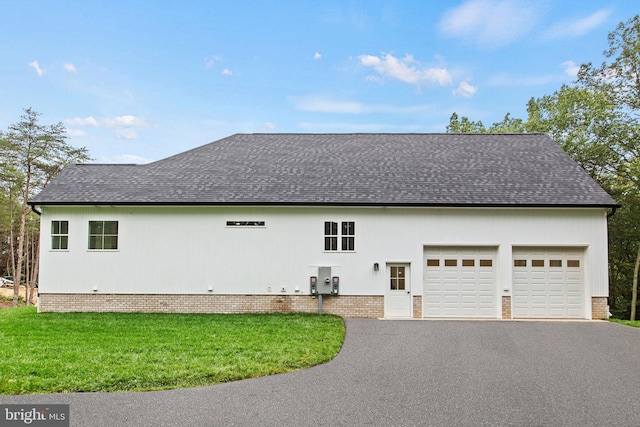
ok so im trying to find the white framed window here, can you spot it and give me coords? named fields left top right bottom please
left=88, top=221, right=118, bottom=250
left=51, top=220, right=69, bottom=250
left=324, top=221, right=355, bottom=252
left=324, top=221, right=338, bottom=251
left=341, top=221, right=355, bottom=251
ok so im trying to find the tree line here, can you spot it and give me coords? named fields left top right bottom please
left=0, top=108, right=90, bottom=306
left=447, top=15, right=640, bottom=319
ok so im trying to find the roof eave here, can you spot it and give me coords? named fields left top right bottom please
left=28, top=200, right=621, bottom=209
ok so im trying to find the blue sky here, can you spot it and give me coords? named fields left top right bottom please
left=1, top=1, right=637, bottom=164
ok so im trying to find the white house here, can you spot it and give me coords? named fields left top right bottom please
left=30, top=133, right=618, bottom=319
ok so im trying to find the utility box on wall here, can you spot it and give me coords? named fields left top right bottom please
left=310, top=267, right=339, bottom=295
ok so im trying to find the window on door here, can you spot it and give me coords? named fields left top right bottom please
left=390, top=266, right=406, bottom=290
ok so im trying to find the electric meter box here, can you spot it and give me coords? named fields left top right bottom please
left=311, top=267, right=338, bottom=295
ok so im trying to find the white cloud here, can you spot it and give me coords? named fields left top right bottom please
left=65, top=129, right=85, bottom=137
left=561, top=60, right=580, bottom=78
left=452, top=81, right=478, bottom=98
left=102, top=115, right=147, bottom=128
left=63, top=63, right=77, bottom=73
left=205, top=55, right=223, bottom=68
left=292, top=95, right=433, bottom=114
left=113, top=128, right=140, bottom=140
left=221, top=68, right=233, bottom=76
left=29, top=60, right=44, bottom=77
left=65, top=116, right=99, bottom=127
left=314, top=52, right=322, bottom=59
left=439, top=0, right=540, bottom=48
left=545, top=9, right=611, bottom=39
left=359, top=53, right=452, bottom=88
left=64, top=115, right=148, bottom=140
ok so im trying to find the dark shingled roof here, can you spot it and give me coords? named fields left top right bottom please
left=30, top=133, right=618, bottom=207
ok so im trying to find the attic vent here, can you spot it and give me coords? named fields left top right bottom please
left=226, top=221, right=265, bottom=227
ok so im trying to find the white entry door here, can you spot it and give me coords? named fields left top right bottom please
left=384, top=264, right=412, bottom=317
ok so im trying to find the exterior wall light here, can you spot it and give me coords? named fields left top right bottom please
left=374, top=263, right=379, bottom=271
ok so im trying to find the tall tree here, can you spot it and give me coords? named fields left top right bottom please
left=446, top=112, right=486, bottom=133
left=0, top=163, right=21, bottom=279
left=524, top=85, right=624, bottom=186
left=578, top=15, right=640, bottom=319
left=488, top=113, right=526, bottom=133
left=578, top=15, right=640, bottom=114
left=0, top=108, right=91, bottom=306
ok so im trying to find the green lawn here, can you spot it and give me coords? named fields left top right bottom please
left=0, top=307, right=345, bottom=395
left=608, top=318, right=640, bottom=328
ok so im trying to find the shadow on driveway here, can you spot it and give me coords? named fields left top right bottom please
left=3, top=319, right=640, bottom=426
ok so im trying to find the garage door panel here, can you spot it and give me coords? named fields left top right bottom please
left=478, top=291, right=495, bottom=299
left=461, top=295, right=479, bottom=303
left=567, top=308, right=583, bottom=317
left=566, top=295, right=582, bottom=304
left=512, top=247, right=584, bottom=319
left=424, top=246, right=497, bottom=318
left=549, top=284, right=565, bottom=293
left=548, top=295, right=566, bottom=304
left=529, top=295, right=548, bottom=304
left=530, top=284, right=547, bottom=292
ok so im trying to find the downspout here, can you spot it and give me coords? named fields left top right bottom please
left=606, top=205, right=619, bottom=319
left=30, top=204, right=42, bottom=216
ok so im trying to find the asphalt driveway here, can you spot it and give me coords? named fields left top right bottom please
left=3, top=319, right=640, bottom=426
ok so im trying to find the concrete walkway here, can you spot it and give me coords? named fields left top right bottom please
left=3, top=319, right=640, bottom=426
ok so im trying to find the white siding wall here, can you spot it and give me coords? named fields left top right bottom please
left=38, top=206, right=609, bottom=302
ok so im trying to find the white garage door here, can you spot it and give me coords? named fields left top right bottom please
left=424, top=246, right=497, bottom=318
left=512, top=247, right=584, bottom=318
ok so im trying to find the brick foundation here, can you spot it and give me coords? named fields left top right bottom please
left=502, top=296, right=512, bottom=319
left=38, top=293, right=608, bottom=320
left=38, top=293, right=384, bottom=318
left=591, top=296, right=609, bottom=320
left=413, top=295, right=422, bottom=318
